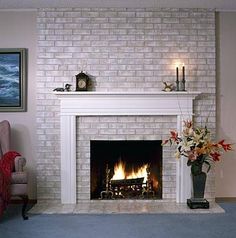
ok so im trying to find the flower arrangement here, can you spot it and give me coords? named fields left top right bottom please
left=162, top=120, right=232, bottom=175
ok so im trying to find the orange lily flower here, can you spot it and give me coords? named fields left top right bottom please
left=210, top=152, right=221, bottom=161
left=170, top=131, right=178, bottom=142
left=184, top=120, right=192, bottom=129
left=218, top=140, right=233, bottom=151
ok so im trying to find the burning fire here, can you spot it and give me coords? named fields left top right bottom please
left=111, top=160, right=148, bottom=184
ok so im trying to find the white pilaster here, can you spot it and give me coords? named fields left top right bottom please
left=176, top=114, right=193, bottom=203
left=60, top=115, right=76, bottom=204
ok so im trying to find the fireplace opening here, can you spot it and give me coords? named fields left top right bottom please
left=90, top=140, right=162, bottom=200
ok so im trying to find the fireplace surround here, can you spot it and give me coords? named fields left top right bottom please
left=54, top=91, right=200, bottom=204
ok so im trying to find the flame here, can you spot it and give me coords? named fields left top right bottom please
left=111, top=160, right=126, bottom=180
left=111, top=160, right=148, bottom=183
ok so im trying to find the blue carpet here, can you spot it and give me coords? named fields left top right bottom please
left=0, top=203, right=236, bottom=238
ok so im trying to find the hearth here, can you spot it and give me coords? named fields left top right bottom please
left=90, top=140, right=162, bottom=200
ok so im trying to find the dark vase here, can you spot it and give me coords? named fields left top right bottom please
left=187, top=156, right=210, bottom=209
left=191, top=160, right=206, bottom=198
left=192, top=171, right=206, bottom=199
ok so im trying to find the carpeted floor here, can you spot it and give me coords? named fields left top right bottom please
left=0, top=203, right=236, bottom=238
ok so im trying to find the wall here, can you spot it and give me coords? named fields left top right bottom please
left=0, top=11, right=37, bottom=199
left=0, top=9, right=235, bottom=201
left=216, top=12, right=236, bottom=198
left=37, top=8, right=216, bottom=201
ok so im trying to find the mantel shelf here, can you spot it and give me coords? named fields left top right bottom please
left=54, top=91, right=201, bottom=116
left=54, top=91, right=201, bottom=97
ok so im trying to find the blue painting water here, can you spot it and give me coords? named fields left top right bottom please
left=0, top=53, right=20, bottom=106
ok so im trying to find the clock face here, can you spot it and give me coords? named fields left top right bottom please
left=78, top=80, right=86, bottom=88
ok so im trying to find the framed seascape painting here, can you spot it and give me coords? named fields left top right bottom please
left=0, top=48, right=27, bottom=112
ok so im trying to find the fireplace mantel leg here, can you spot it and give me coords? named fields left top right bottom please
left=176, top=115, right=192, bottom=203
left=61, top=115, right=77, bottom=204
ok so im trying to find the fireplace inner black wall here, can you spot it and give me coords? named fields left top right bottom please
left=90, top=140, right=162, bottom=200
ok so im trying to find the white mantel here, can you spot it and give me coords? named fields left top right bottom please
left=54, top=91, right=201, bottom=204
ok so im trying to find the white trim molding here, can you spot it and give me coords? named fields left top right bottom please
left=54, top=91, right=201, bottom=204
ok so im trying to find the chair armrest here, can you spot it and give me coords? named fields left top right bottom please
left=14, top=156, right=26, bottom=172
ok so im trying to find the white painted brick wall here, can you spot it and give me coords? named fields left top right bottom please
left=36, top=8, right=216, bottom=202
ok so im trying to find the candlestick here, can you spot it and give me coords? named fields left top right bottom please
left=182, top=65, right=186, bottom=91
left=176, top=67, right=179, bottom=91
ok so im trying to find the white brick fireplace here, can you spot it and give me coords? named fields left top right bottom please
left=55, top=91, right=200, bottom=204
left=36, top=8, right=216, bottom=203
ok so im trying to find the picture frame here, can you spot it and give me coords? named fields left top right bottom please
left=0, top=48, right=27, bottom=112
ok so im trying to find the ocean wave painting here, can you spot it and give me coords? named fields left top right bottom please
left=0, top=53, right=20, bottom=106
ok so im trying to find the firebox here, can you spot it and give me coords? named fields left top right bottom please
left=90, top=140, right=162, bottom=200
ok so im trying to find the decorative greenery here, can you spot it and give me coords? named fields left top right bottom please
left=162, top=120, right=232, bottom=175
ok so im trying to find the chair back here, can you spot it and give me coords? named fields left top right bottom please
left=0, top=120, right=10, bottom=158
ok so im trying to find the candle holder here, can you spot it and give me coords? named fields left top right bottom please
left=176, top=79, right=180, bottom=91
left=180, top=65, right=186, bottom=91
left=176, top=67, right=179, bottom=91
left=181, top=78, right=186, bottom=91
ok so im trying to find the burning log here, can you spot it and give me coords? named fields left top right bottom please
left=111, top=177, right=144, bottom=199
left=111, top=177, right=144, bottom=186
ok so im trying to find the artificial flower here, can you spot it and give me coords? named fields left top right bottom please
left=162, top=121, right=232, bottom=174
